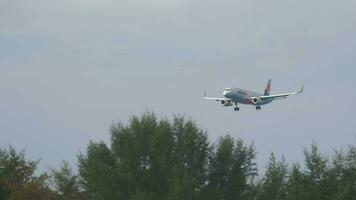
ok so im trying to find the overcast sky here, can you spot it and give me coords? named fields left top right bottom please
left=1, top=0, right=356, bottom=172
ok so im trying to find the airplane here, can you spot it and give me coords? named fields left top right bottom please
left=204, top=79, right=303, bottom=111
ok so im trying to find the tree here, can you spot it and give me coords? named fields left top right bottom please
left=167, top=116, right=210, bottom=199
left=303, top=142, right=329, bottom=200
left=329, top=143, right=356, bottom=200
left=50, top=161, right=84, bottom=200
left=3, top=112, right=355, bottom=200
left=343, top=143, right=356, bottom=199
left=206, top=135, right=257, bottom=200
left=256, top=153, right=288, bottom=200
left=78, top=112, right=210, bottom=200
left=286, top=164, right=305, bottom=200
left=0, top=146, right=53, bottom=200
left=78, top=141, right=119, bottom=200
left=286, top=142, right=329, bottom=200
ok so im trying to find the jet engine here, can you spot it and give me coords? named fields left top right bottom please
left=221, top=99, right=233, bottom=106
left=251, top=97, right=261, bottom=105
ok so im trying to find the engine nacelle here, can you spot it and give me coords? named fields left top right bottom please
left=221, top=99, right=233, bottom=106
left=251, top=97, right=261, bottom=105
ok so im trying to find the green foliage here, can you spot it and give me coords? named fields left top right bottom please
left=344, top=144, right=356, bottom=199
left=302, top=142, right=328, bottom=199
left=0, top=146, right=53, bottom=200
left=78, top=141, right=118, bottom=200
left=328, top=144, right=356, bottom=200
left=256, top=153, right=288, bottom=200
left=50, top=161, right=84, bottom=200
left=205, top=135, right=257, bottom=200
left=286, top=164, right=305, bottom=200
left=286, top=142, right=356, bottom=200
left=1, top=112, right=356, bottom=200
left=79, top=112, right=211, bottom=200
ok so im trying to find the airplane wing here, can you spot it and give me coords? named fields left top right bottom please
left=204, top=97, right=227, bottom=101
left=258, top=86, right=304, bottom=100
left=203, top=91, right=230, bottom=101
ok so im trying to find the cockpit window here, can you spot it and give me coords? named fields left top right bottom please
left=225, top=88, right=232, bottom=91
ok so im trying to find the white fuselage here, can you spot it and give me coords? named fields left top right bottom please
left=223, top=88, right=272, bottom=105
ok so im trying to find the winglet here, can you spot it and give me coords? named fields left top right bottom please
left=204, top=90, right=207, bottom=97
left=299, top=85, right=304, bottom=93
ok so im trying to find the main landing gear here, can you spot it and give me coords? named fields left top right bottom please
left=234, top=102, right=239, bottom=111
left=256, top=106, right=261, bottom=110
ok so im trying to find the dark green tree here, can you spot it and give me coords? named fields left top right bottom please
left=78, top=112, right=210, bottom=200
left=286, top=164, right=305, bottom=200
left=206, top=135, right=257, bottom=200
left=286, top=142, right=329, bottom=200
left=329, top=143, right=356, bottom=200
left=3, top=112, right=355, bottom=200
left=256, top=153, right=288, bottom=200
left=78, top=141, right=119, bottom=200
left=343, top=143, right=356, bottom=199
left=167, top=116, right=210, bottom=199
left=303, top=142, right=328, bottom=200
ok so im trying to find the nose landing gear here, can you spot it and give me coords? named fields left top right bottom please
left=256, top=106, right=261, bottom=110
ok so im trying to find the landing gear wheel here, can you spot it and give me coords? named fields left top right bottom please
left=233, top=101, right=239, bottom=111
left=256, top=106, right=261, bottom=110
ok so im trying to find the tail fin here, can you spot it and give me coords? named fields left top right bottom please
left=264, top=79, right=271, bottom=95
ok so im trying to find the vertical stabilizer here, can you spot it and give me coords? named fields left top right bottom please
left=264, top=79, right=271, bottom=95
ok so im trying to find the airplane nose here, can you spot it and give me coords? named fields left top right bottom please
left=223, top=91, right=228, bottom=96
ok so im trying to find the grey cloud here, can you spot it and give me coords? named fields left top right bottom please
left=0, top=0, right=355, bottom=171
